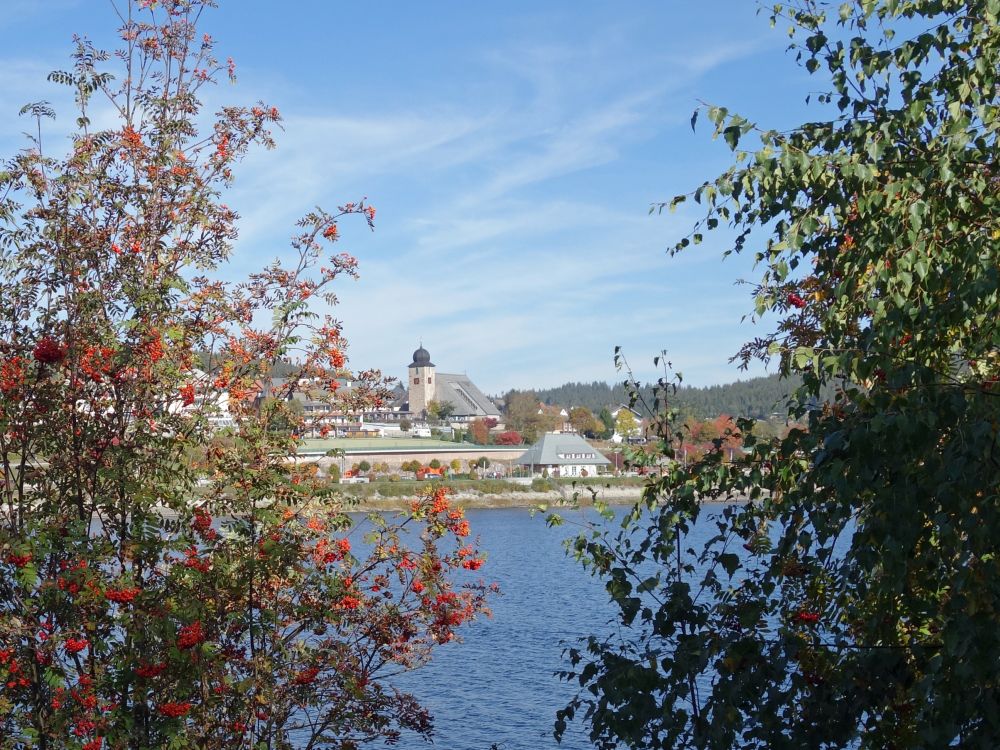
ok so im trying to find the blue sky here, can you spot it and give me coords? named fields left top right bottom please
left=0, top=1, right=819, bottom=394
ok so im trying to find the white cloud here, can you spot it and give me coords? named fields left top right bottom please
left=0, top=9, right=779, bottom=393
left=667, top=36, right=773, bottom=76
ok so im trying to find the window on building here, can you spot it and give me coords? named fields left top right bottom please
left=413, top=378, right=420, bottom=385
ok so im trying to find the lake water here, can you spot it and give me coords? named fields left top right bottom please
left=386, top=505, right=728, bottom=750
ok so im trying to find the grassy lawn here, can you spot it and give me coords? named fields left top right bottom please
left=299, top=437, right=484, bottom=452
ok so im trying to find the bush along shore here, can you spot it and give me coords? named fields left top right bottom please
left=333, top=477, right=647, bottom=511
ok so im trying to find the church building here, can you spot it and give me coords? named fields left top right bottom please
left=405, top=345, right=500, bottom=422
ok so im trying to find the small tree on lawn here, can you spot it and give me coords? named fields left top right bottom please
left=614, top=408, right=639, bottom=440
left=469, top=418, right=490, bottom=445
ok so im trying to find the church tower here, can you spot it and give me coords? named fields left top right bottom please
left=407, top=344, right=436, bottom=417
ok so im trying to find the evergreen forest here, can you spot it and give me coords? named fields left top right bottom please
left=506, top=373, right=832, bottom=420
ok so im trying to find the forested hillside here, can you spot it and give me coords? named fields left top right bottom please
left=505, top=374, right=820, bottom=420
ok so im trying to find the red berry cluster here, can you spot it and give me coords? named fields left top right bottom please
left=157, top=701, right=193, bottom=718
left=5, top=552, right=32, bottom=568
left=177, top=621, right=203, bottom=650
left=105, top=587, right=141, bottom=604
left=135, top=661, right=168, bottom=678
left=787, top=293, right=807, bottom=309
left=33, top=336, right=66, bottom=364
left=64, top=637, right=89, bottom=654
left=292, top=666, right=320, bottom=685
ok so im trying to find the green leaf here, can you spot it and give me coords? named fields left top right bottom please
left=16, top=563, right=38, bottom=589
left=718, top=552, right=740, bottom=576
left=723, top=126, right=741, bottom=150
left=637, top=575, right=660, bottom=593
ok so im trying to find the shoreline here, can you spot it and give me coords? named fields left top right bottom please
left=342, top=485, right=645, bottom=512
left=339, top=487, right=751, bottom=513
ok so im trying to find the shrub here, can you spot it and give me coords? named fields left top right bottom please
left=558, top=3, right=1000, bottom=748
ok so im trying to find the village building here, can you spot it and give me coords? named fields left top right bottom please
left=256, top=377, right=399, bottom=437
left=167, top=368, right=236, bottom=430
left=514, top=432, right=611, bottom=478
left=404, top=345, right=501, bottom=423
left=251, top=344, right=500, bottom=436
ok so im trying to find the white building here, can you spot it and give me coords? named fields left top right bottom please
left=514, top=432, right=611, bottom=478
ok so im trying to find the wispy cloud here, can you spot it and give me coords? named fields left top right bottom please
left=667, top=36, right=774, bottom=77
left=466, top=89, right=662, bottom=204
left=0, top=1, right=788, bottom=391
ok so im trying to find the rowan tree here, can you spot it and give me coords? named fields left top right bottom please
left=0, top=3, right=488, bottom=748
left=557, top=1, right=1000, bottom=748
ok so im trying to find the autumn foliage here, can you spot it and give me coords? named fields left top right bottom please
left=0, top=2, right=487, bottom=748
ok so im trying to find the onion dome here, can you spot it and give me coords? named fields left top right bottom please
left=409, top=345, right=434, bottom=368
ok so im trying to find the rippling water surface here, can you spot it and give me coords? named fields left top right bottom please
left=385, top=505, right=727, bottom=750
left=389, top=506, right=612, bottom=750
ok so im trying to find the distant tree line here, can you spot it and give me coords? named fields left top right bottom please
left=505, top=374, right=834, bottom=421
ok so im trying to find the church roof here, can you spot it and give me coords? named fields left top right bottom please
left=434, top=372, right=501, bottom=418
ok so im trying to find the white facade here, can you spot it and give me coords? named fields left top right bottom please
left=514, top=432, right=611, bottom=477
